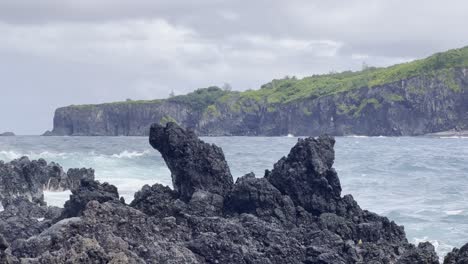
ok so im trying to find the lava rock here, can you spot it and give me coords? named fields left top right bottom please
left=266, top=135, right=342, bottom=215
left=149, top=122, right=234, bottom=201
left=444, top=242, right=468, bottom=264
left=130, top=183, right=178, bottom=218
left=225, top=172, right=296, bottom=223
left=0, top=157, right=94, bottom=205
left=60, top=179, right=120, bottom=219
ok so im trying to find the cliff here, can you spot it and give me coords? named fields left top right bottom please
left=49, top=46, right=468, bottom=136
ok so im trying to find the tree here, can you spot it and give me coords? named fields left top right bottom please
left=222, top=83, right=232, bottom=91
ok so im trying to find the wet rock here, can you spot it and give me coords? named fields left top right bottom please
left=60, top=179, right=120, bottom=219
left=63, top=168, right=95, bottom=191
left=444, top=242, right=468, bottom=264
left=0, top=197, right=60, bottom=244
left=0, top=157, right=94, bottom=205
left=149, top=122, right=234, bottom=201
left=397, top=242, right=439, bottom=264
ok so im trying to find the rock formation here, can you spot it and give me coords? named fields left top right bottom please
left=149, top=122, right=233, bottom=201
left=0, top=157, right=94, bottom=205
left=0, top=132, right=15, bottom=137
left=0, top=122, right=463, bottom=263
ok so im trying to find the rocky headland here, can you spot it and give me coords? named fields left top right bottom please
left=1, top=122, right=467, bottom=263
left=47, top=46, right=468, bottom=137
left=0, top=132, right=15, bottom=137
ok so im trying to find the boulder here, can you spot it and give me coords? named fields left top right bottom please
left=60, top=179, right=120, bottom=219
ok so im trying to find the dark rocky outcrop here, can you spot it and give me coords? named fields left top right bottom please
left=0, top=132, right=15, bottom=137
left=0, top=157, right=94, bottom=205
left=1, top=122, right=465, bottom=263
left=149, top=122, right=233, bottom=201
left=60, top=179, right=120, bottom=219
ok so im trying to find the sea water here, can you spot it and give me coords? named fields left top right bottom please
left=0, top=135, right=467, bottom=257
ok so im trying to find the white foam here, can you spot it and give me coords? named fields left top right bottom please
left=413, top=237, right=454, bottom=260
left=111, top=150, right=150, bottom=159
left=43, top=190, right=71, bottom=208
left=346, top=135, right=369, bottom=138
left=286, top=134, right=295, bottom=138
left=36, top=217, right=45, bottom=222
left=445, top=210, right=463, bottom=215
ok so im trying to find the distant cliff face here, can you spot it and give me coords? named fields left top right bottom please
left=52, top=68, right=468, bottom=136
left=49, top=68, right=468, bottom=137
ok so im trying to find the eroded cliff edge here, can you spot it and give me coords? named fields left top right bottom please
left=3, top=122, right=463, bottom=263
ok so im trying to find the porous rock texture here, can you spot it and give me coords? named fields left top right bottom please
left=149, top=122, right=234, bottom=201
left=0, top=122, right=454, bottom=263
left=0, top=157, right=94, bottom=205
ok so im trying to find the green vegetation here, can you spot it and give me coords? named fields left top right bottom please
left=354, top=98, right=381, bottom=117
left=204, top=104, right=221, bottom=117
left=69, top=45, right=468, bottom=112
left=236, top=45, right=468, bottom=104
left=159, top=115, right=177, bottom=125
left=168, top=86, right=231, bottom=112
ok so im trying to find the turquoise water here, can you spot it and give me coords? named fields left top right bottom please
left=0, top=136, right=467, bottom=257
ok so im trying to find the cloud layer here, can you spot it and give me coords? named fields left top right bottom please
left=0, top=0, right=467, bottom=134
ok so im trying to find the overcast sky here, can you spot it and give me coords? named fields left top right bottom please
left=1, top=0, right=467, bottom=134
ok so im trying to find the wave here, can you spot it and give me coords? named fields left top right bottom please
left=0, top=149, right=152, bottom=162
left=439, top=136, right=468, bottom=139
left=413, top=237, right=453, bottom=259
left=43, top=190, right=71, bottom=208
left=111, top=150, right=151, bottom=159
left=445, top=210, right=463, bottom=215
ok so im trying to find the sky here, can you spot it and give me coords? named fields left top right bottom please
left=1, top=0, right=467, bottom=134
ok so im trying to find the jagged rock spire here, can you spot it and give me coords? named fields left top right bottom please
left=149, top=122, right=234, bottom=201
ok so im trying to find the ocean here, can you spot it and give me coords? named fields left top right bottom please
left=0, top=135, right=467, bottom=257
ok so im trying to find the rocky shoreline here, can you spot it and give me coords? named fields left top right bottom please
left=1, top=122, right=467, bottom=263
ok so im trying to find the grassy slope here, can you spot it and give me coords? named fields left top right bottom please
left=69, top=45, right=468, bottom=110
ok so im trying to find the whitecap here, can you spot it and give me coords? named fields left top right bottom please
left=111, top=150, right=150, bottom=159
left=285, top=134, right=295, bottom=138
left=445, top=210, right=463, bottom=215
left=413, top=237, right=454, bottom=260
left=0, top=150, right=23, bottom=160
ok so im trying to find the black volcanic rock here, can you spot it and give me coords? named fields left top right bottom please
left=0, top=123, right=449, bottom=263
left=149, top=122, right=234, bottom=201
left=130, top=183, right=178, bottom=218
left=444, top=243, right=468, bottom=263
left=0, top=157, right=94, bottom=205
left=60, top=179, right=120, bottom=219
left=266, top=135, right=342, bottom=215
